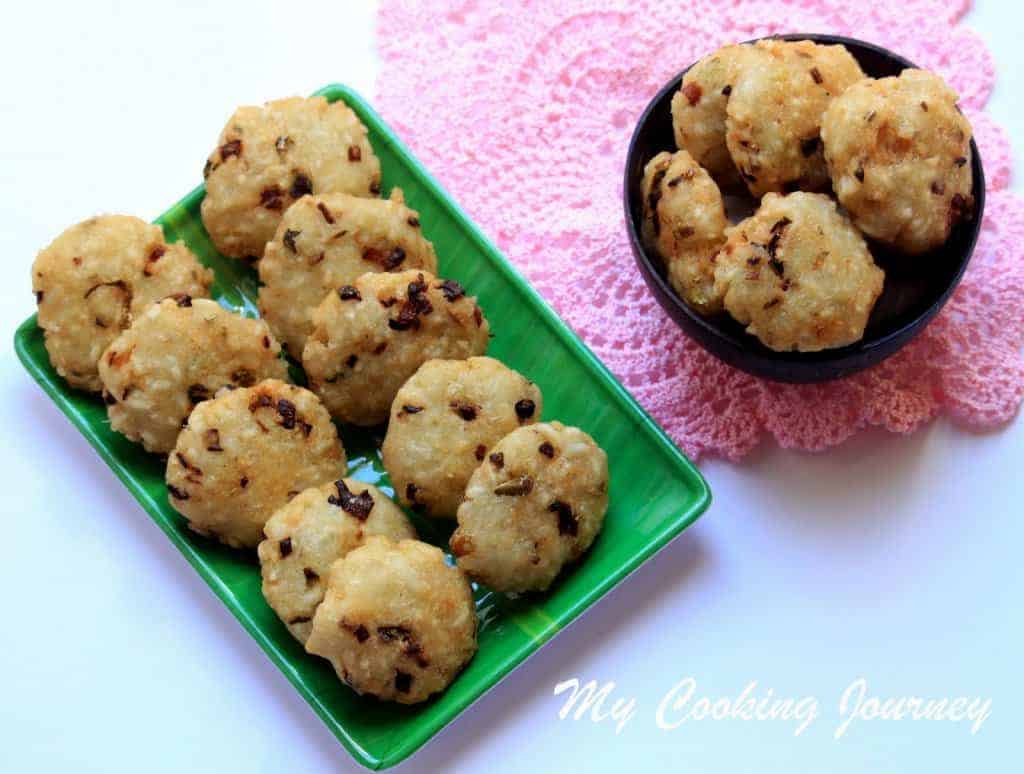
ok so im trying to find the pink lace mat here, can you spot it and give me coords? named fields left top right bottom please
left=375, top=0, right=1024, bottom=460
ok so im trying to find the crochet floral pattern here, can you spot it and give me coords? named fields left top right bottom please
left=376, top=0, right=1023, bottom=460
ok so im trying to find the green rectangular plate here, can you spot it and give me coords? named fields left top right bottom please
left=14, top=84, right=710, bottom=770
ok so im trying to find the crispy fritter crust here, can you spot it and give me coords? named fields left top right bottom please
left=640, top=150, right=728, bottom=314
left=99, top=298, right=287, bottom=453
left=32, top=215, right=213, bottom=392
left=451, top=422, right=609, bottom=592
left=166, top=380, right=347, bottom=548
left=303, top=270, right=489, bottom=426
left=671, top=43, right=759, bottom=187
left=258, top=189, right=437, bottom=356
left=726, top=40, right=865, bottom=196
left=258, top=479, right=416, bottom=643
left=382, top=357, right=542, bottom=518
left=821, top=68, right=974, bottom=254
left=713, top=192, right=884, bottom=352
left=201, top=96, right=381, bottom=259
left=305, top=537, right=477, bottom=704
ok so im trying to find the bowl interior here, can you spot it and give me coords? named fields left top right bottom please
left=624, top=34, right=985, bottom=382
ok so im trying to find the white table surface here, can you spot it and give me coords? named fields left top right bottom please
left=2, top=2, right=1020, bottom=771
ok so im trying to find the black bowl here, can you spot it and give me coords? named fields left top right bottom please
left=624, top=33, right=985, bottom=383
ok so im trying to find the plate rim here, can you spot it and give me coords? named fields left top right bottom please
left=14, top=82, right=711, bottom=770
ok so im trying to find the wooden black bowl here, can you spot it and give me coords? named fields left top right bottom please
left=624, top=33, right=985, bottom=383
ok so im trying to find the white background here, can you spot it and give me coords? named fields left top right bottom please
left=1, top=1, right=1020, bottom=772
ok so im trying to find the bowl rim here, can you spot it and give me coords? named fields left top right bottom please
left=623, top=32, right=986, bottom=380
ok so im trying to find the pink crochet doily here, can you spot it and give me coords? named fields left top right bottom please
left=375, top=0, right=1024, bottom=460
